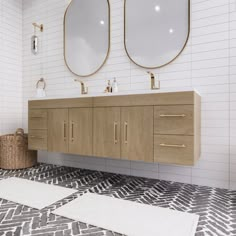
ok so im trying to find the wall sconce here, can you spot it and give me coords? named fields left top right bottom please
left=31, top=23, right=44, bottom=55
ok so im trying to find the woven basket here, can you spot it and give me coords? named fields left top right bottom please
left=0, top=129, right=37, bottom=170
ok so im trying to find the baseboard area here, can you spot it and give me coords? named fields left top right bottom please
left=38, top=151, right=159, bottom=179
left=38, top=151, right=230, bottom=190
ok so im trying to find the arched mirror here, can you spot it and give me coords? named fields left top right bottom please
left=64, top=0, right=110, bottom=77
left=124, top=0, right=190, bottom=69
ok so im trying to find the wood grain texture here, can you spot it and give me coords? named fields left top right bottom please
left=93, top=107, right=121, bottom=159
left=121, top=106, right=154, bottom=162
left=48, top=109, right=69, bottom=153
left=28, top=91, right=201, bottom=166
left=154, top=135, right=194, bottom=166
left=29, top=97, right=93, bottom=109
left=194, top=92, right=201, bottom=163
left=29, top=91, right=195, bottom=108
left=154, top=105, right=194, bottom=135
left=29, top=109, right=48, bottom=130
left=28, top=130, right=47, bottom=150
left=69, top=108, right=93, bottom=156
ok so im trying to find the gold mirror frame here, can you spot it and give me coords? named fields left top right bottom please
left=64, top=0, right=111, bottom=77
left=124, top=0, right=190, bottom=69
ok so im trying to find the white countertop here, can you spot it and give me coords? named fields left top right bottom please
left=30, top=88, right=201, bottom=101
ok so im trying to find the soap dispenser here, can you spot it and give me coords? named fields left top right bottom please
left=112, top=78, right=118, bottom=93
left=105, top=80, right=112, bottom=93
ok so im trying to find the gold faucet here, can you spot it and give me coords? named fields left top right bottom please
left=147, top=71, right=160, bottom=90
left=74, top=79, right=88, bottom=95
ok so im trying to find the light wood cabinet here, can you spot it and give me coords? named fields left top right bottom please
left=153, top=95, right=201, bottom=165
left=154, top=105, right=193, bottom=135
left=121, top=106, right=153, bottom=162
left=28, top=91, right=201, bottom=166
left=47, top=108, right=93, bottom=155
left=28, top=109, right=48, bottom=150
left=154, top=135, right=194, bottom=165
left=28, top=130, right=47, bottom=151
left=29, top=109, right=47, bottom=130
left=93, top=107, right=153, bottom=162
left=93, top=107, right=120, bottom=158
left=48, top=109, right=68, bottom=153
left=69, top=108, right=93, bottom=156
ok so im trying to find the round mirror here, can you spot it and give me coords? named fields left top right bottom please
left=64, top=0, right=110, bottom=77
left=124, top=0, right=190, bottom=69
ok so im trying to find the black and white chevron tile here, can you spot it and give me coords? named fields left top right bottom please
left=0, top=164, right=235, bottom=236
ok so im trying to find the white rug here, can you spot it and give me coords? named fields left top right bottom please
left=0, top=177, right=77, bottom=210
left=53, top=193, right=199, bottom=236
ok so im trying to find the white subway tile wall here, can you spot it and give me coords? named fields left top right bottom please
left=20, top=0, right=235, bottom=189
left=230, top=0, right=236, bottom=189
left=0, top=0, right=23, bottom=134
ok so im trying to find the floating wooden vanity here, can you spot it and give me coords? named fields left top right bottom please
left=28, top=91, right=201, bottom=166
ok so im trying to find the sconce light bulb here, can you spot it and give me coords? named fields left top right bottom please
left=155, top=5, right=161, bottom=12
left=169, top=28, right=174, bottom=34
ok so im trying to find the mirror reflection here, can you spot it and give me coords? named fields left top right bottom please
left=124, top=0, right=190, bottom=68
left=64, top=0, right=110, bottom=77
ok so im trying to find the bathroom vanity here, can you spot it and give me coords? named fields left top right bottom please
left=28, top=91, right=201, bottom=166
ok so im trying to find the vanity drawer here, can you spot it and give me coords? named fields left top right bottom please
left=154, top=135, right=194, bottom=166
left=29, top=109, right=47, bottom=130
left=28, top=130, right=47, bottom=150
left=154, top=105, right=193, bottom=135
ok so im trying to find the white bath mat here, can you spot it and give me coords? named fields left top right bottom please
left=0, top=177, right=77, bottom=210
left=53, top=193, right=199, bottom=236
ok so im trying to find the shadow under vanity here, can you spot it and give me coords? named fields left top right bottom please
left=28, top=91, right=201, bottom=166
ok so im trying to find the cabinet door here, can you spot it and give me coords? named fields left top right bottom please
left=121, top=106, right=154, bottom=162
left=93, top=107, right=120, bottom=158
left=69, top=108, right=93, bottom=156
left=48, top=109, right=68, bottom=153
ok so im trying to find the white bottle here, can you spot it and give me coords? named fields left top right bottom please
left=112, top=78, right=118, bottom=93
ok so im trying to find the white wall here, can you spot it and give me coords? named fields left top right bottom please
left=230, top=0, right=236, bottom=190
left=22, top=0, right=236, bottom=190
left=0, top=0, right=23, bottom=134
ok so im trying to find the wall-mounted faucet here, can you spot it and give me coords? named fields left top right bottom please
left=147, top=71, right=160, bottom=90
left=74, top=79, right=88, bottom=95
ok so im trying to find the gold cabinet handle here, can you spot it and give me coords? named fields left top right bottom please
left=114, top=122, right=118, bottom=144
left=124, top=122, right=128, bottom=145
left=160, top=143, right=186, bottom=148
left=63, top=121, right=67, bottom=141
left=71, top=121, right=74, bottom=142
left=160, top=114, right=186, bottom=117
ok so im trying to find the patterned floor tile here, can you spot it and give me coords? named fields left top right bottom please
left=0, top=164, right=235, bottom=236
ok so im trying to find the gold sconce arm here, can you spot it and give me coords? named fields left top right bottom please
left=32, top=23, right=44, bottom=32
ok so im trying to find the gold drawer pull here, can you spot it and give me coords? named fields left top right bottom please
left=114, top=122, right=118, bottom=144
left=30, top=136, right=44, bottom=139
left=160, top=114, right=186, bottom=118
left=160, top=143, right=186, bottom=148
left=30, top=116, right=44, bottom=119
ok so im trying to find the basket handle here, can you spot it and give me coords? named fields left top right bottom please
left=14, top=129, right=25, bottom=147
left=15, top=128, right=24, bottom=136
